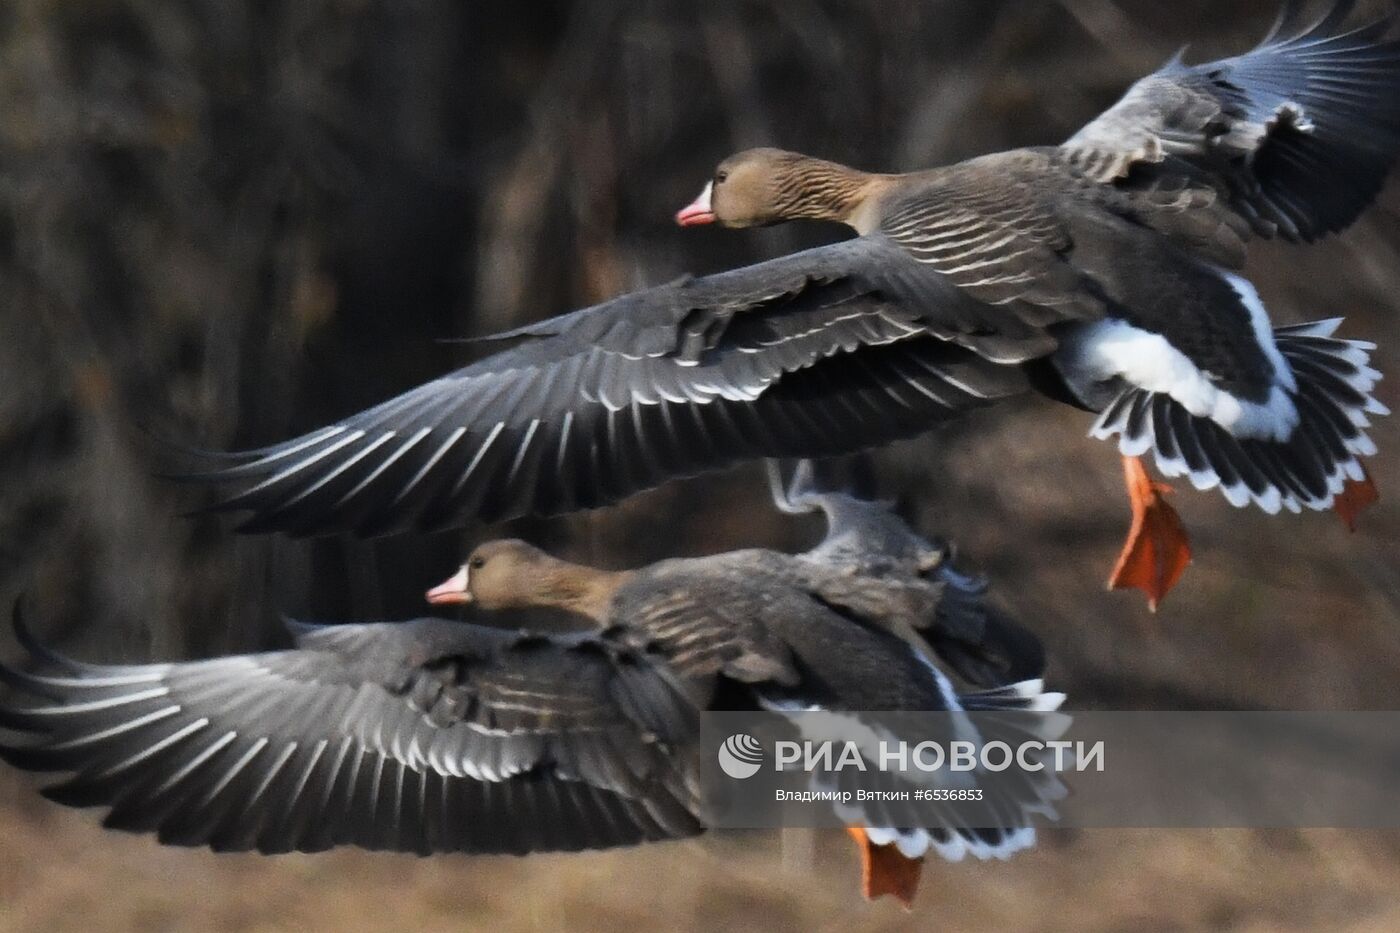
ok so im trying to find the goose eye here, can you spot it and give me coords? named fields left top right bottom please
left=714, top=170, right=729, bottom=184
left=469, top=556, right=485, bottom=569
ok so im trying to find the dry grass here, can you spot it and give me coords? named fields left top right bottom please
left=5, top=789, right=1400, bottom=932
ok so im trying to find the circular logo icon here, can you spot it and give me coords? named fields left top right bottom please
left=718, top=733, right=764, bottom=779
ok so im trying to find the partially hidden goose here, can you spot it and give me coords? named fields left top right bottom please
left=0, top=469, right=1061, bottom=907
left=182, top=1, right=1393, bottom=608
left=763, top=460, right=1047, bottom=688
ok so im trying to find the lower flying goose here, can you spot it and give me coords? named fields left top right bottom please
left=0, top=468, right=1061, bottom=906
left=181, top=2, right=1393, bottom=608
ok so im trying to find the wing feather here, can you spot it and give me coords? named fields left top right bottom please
left=1066, top=1, right=1400, bottom=242
left=0, top=611, right=704, bottom=856
left=176, top=232, right=1053, bottom=534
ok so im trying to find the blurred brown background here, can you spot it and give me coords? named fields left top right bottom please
left=2, top=0, right=1399, bottom=930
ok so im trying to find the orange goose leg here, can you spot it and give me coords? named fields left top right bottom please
left=1334, top=464, right=1379, bottom=532
left=1106, top=455, right=1191, bottom=611
left=845, top=826, right=923, bottom=908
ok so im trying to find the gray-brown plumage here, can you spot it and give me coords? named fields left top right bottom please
left=765, top=460, right=1046, bottom=686
left=180, top=1, right=1390, bottom=572
left=0, top=467, right=1058, bottom=882
left=0, top=606, right=704, bottom=857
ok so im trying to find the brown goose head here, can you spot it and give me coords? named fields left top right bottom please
left=675, top=148, right=887, bottom=232
left=425, top=539, right=628, bottom=622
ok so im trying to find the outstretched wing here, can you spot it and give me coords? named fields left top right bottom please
left=176, top=236, right=1052, bottom=535
left=1065, top=0, right=1400, bottom=242
left=0, top=609, right=703, bottom=855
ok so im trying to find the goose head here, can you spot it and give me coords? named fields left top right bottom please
left=425, top=539, right=551, bottom=611
left=675, top=148, right=886, bottom=232
left=425, top=539, right=628, bottom=621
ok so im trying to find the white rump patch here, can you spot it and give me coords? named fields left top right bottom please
left=1086, top=314, right=1388, bottom=516
left=1217, top=270, right=1295, bottom=394
left=1058, top=315, right=1298, bottom=442
left=863, top=825, right=1038, bottom=862
left=1056, top=267, right=1307, bottom=441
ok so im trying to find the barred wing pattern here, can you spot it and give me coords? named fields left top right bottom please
left=181, top=237, right=1076, bottom=535
left=0, top=613, right=704, bottom=855
left=876, top=152, right=1100, bottom=321
left=1066, top=0, right=1400, bottom=242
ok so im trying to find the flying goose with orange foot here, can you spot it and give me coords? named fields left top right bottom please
left=0, top=465, right=1060, bottom=907
left=181, top=1, right=1392, bottom=608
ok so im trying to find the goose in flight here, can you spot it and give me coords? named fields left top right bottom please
left=0, top=468, right=1060, bottom=907
left=183, top=1, right=1393, bottom=608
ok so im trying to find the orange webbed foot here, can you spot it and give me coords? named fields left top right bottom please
left=1107, top=455, right=1191, bottom=611
left=1334, top=466, right=1379, bottom=532
left=845, top=826, right=923, bottom=909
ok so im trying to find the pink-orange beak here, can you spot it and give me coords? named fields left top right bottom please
left=675, top=182, right=715, bottom=226
left=426, top=565, right=472, bottom=605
